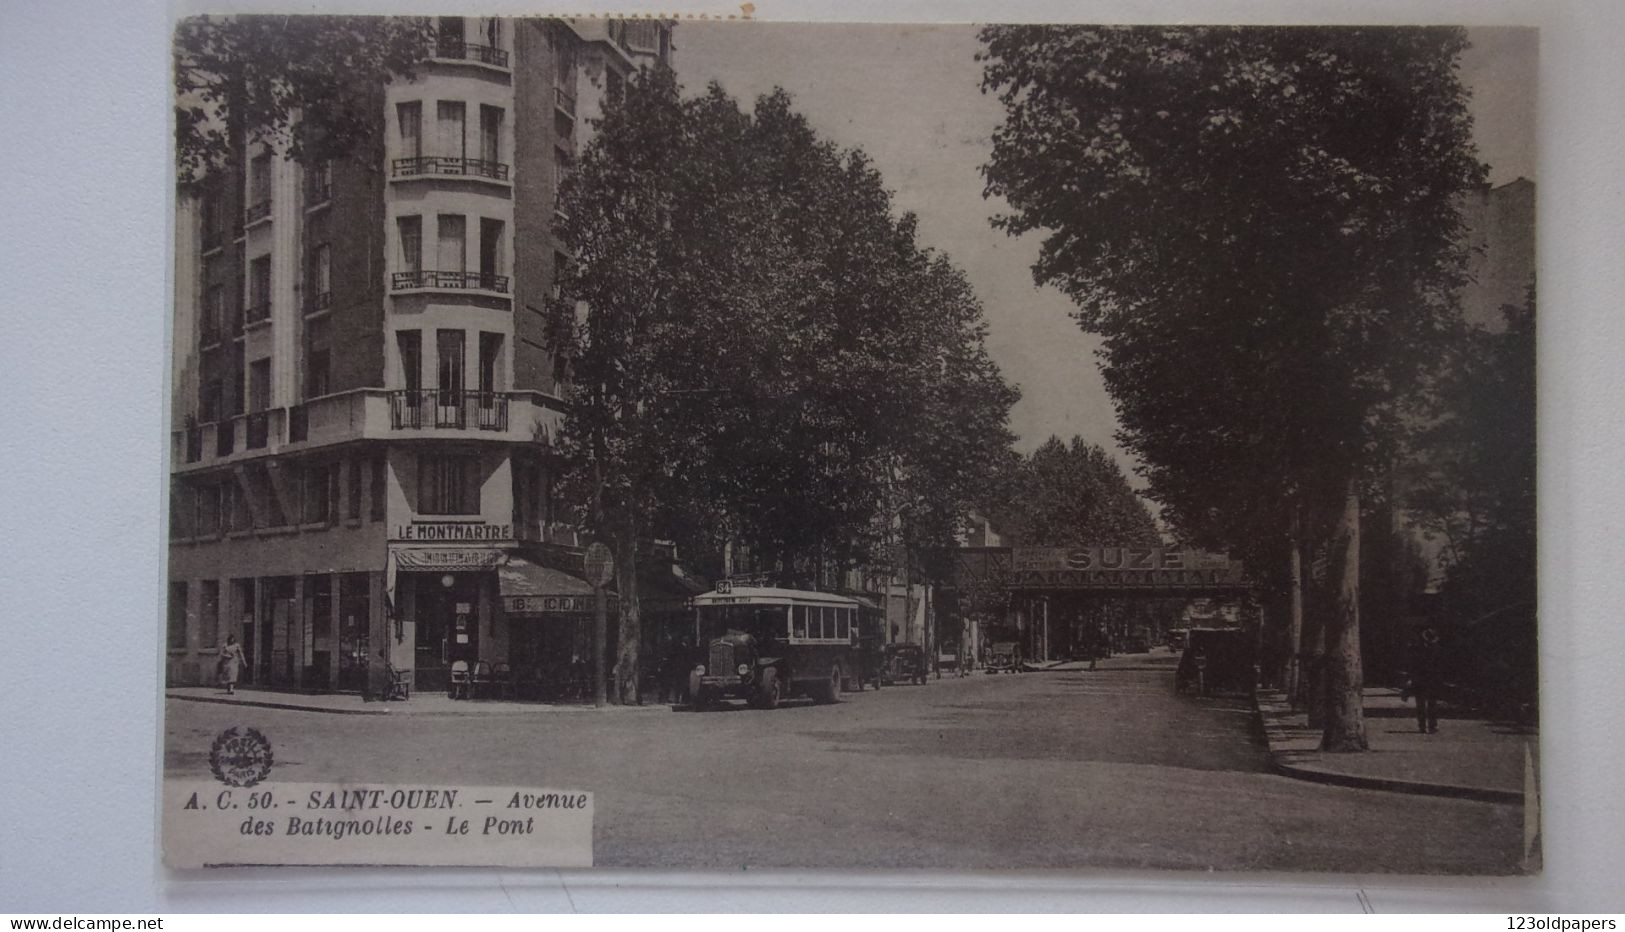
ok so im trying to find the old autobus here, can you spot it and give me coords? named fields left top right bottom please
left=688, top=585, right=861, bottom=710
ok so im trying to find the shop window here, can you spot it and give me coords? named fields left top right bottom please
left=418, top=454, right=480, bottom=515
left=167, top=581, right=189, bottom=649
left=200, top=580, right=220, bottom=649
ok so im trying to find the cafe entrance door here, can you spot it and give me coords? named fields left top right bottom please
left=414, top=572, right=481, bottom=694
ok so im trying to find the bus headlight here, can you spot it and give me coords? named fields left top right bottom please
left=737, top=663, right=750, bottom=676
left=694, top=664, right=706, bottom=675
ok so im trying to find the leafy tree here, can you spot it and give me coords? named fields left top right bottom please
left=551, top=70, right=1017, bottom=702
left=174, top=15, right=434, bottom=185
left=980, top=26, right=1487, bottom=750
left=992, top=436, right=1161, bottom=547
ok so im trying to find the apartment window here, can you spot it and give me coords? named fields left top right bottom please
left=248, top=256, right=272, bottom=322
left=397, top=102, right=422, bottom=162
left=200, top=377, right=223, bottom=424
left=224, top=476, right=253, bottom=532
left=370, top=455, right=387, bottom=522
left=305, top=316, right=331, bottom=398
left=437, top=101, right=466, bottom=160
left=228, top=342, right=246, bottom=415
left=437, top=214, right=466, bottom=274
left=552, top=250, right=570, bottom=301
left=437, top=329, right=465, bottom=398
left=347, top=458, right=363, bottom=520
left=201, top=187, right=225, bottom=247
left=479, top=218, right=504, bottom=280
left=200, top=580, right=220, bottom=649
left=308, top=159, right=333, bottom=204
left=249, top=153, right=272, bottom=210
left=168, top=582, right=189, bottom=649
left=309, top=243, right=331, bottom=310
left=553, top=147, right=572, bottom=194
left=202, top=283, right=225, bottom=344
left=478, top=332, right=503, bottom=396
left=418, top=454, right=480, bottom=515
left=482, top=17, right=501, bottom=49
left=479, top=105, right=503, bottom=165
left=396, top=330, right=422, bottom=393
left=397, top=216, right=422, bottom=273
left=437, top=16, right=465, bottom=52
left=303, top=461, right=334, bottom=524
left=195, top=479, right=222, bottom=536
left=248, top=359, right=271, bottom=412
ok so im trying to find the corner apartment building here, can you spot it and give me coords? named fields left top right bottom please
left=166, top=17, right=676, bottom=696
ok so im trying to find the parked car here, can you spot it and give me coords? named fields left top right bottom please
left=986, top=641, right=1023, bottom=674
left=881, top=643, right=929, bottom=685
left=1167, top=629, right=1189, bottom=652
left=1175, top=627, right=1255, bottom=696
left=1122, top=634, right=1152, bottom=654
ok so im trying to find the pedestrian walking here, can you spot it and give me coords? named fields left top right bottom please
left=1410, top=626, right=1444, bottom=734
left=217, top=635, right=246, bottom=695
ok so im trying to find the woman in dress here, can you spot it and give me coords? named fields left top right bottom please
left=218, top=635, right=246, bottom=695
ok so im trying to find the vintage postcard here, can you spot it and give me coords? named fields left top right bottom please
left=162, top=17, right=1537, bottom=872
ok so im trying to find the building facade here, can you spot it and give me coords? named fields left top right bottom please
left=166, top=17, right=674, bottom=696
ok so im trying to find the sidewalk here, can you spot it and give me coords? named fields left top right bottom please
left=165, top=686, right=668, bottom=717
left=1254, top=687, right=1537, bottom=805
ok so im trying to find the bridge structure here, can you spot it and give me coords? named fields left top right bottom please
left=936, top=545, right=1255, bottom=664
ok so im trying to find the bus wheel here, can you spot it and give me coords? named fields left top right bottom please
left=753, top=670, right=781, bottom=710
left=692, top=688, right=715, bottom=712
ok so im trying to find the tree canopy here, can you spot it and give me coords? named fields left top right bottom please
left=979, top=26, right=1488, bottom=749
left=989, top=436, right=1162, bottom=547
left=549, top=67, right=1018, bottom=699
left=174, top=15, right=434, bottom=185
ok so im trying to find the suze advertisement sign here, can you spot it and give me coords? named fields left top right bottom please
left=1007, top=547, right=1245, bottom=590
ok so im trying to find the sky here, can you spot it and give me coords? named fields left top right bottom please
left=671, top=24, right=1538, bottom=477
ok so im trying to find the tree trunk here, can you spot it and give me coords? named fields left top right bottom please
left=1286, top=507, right=1305, bottom=706
left=613, top=514, right=641, bottom=706
left=1320, top=480, right=1368, bottom=752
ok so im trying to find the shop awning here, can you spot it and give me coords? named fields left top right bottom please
left=500, top=556, right=608, bottom=615
left=638, top=564, right=708, bottom=612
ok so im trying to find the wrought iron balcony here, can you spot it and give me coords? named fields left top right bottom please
left=390, top=156, right=509, bottom=181
left=389, top=389, right=509, bottom=431
left=434, top=39, right=509, bottom=68
left=390, top=270, right=509, bottom=293
left=245, top=199, right=272, bottom=224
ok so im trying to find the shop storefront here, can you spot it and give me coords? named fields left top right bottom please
left=499, top=555, right=609, bottom=702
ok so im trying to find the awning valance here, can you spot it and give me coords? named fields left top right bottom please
left=500, top=556, right=608, bottom=615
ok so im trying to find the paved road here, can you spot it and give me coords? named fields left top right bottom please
left=165, top=654, right=1525, bottom=872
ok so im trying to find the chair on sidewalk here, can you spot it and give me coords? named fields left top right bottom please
left=448, top=660, right=471, bottom=699
left=384, top=663, right=412, bottom=701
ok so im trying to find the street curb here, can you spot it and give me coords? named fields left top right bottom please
left=166, top=691, right=670, bottom=717
left=165, top=692, right=389, bottom=715
left=1251, top=691, right=1523, bottom=806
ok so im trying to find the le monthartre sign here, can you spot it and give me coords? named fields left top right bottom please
left=1006, top=546, right=1247, bottom=590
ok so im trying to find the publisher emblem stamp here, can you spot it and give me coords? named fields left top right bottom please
left=209, top=727, right=274, bottom=787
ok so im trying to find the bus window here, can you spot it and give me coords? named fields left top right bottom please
left=793, top=605, right=808, bottom=639
left=819, top=606, right=832, bottom=639
left=836, top=608, right=849, bottom=639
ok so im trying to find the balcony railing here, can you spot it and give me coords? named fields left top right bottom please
left=434, top=40, right=509, bottom=68
left=245, top=199, right=272, bottom=224
left=244, top=301, right=271, bottom=324
left=390, top=156, right=509, bottom=181
left=390, top=389, right=509, bottom=431
left=245, top=410, right=271, bottom=450
left=215, top=418, right=236, bottom=457
left=390, top=270, right=509, bottom=293
left=555, top=87, right=576, bottom=118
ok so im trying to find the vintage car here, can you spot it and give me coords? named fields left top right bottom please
left=880, top=642, right=929, bottom=685
left=986, top=641, right=1023, bottom=674
left=1174, top=627, right=1255, bottom=696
